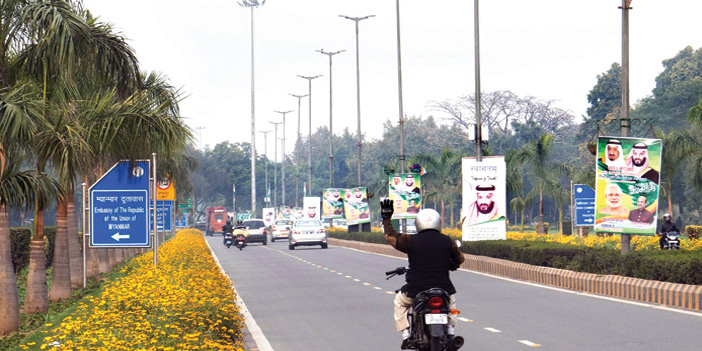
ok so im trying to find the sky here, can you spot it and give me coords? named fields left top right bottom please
left=81, top=0, right=702, bottom=161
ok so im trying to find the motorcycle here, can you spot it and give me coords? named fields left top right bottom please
left=386, top=267, right=464, bottom=351
left=223, top=233, right=234, bottom=248
left=662, top=231, right=680, bottom=250
left=235, top=234, right=247, bottom=250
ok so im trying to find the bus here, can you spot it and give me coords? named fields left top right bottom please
left=205, top=206, right=228, bottom=236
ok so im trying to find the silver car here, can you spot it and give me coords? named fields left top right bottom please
left=271, top=219, right=294, bottom=242
left=289, top=219, right=328, bottom=250
left=243, top=219, right=268, bottom=245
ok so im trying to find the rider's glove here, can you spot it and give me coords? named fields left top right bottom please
left=380, top=199, right=394, bottom=220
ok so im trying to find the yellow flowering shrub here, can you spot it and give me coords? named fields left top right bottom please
left=23, top=229, right=244, bottom=350
left=505, top=231, right=702, bottom=251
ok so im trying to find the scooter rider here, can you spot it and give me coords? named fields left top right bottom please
left=222, top=219, right=234, bottom=244
left=380, top=199, right=464, bottom=349
left=659, top=213, right=680, bottom=249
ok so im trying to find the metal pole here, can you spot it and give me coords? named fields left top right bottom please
left=620, top=0, right=632, bottom=254
left=152, top=153, right=157, bottom=266
left=275, top=110, right=293, bottom=205
left=317, top=49, right=344, bottom=187
left=298, top=75, right=321, bottom=197
left=289, top=94, right=308, bottom=207
left=259, top=130, right=271, bottom=206
left=474, top=0, right=483, bottom=162
left=340, top=15, right=374, bottom=186
left=394, top=2, right=406, bottom=233
left=82, top=182, right=87, bottom=288
left=270, top=121, right=282, bottom=209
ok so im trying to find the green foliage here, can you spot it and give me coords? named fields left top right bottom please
left=684, top=225, right=702, bottom=240
left=328, top=230, right=387, bottom=245
left=10, top=226, right=57, bottom=273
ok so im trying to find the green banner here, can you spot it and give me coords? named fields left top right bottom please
left=388, top=173, right=422, bottom=219
left=342, top=187, right=371, bottom=225
left=322, top=188, right=345, bottom=219
left=595, top=137, right=662, bottom=236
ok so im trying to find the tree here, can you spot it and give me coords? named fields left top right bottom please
left=413, top=148, right=463, bottom=227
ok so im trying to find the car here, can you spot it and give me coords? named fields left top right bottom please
left=332, top=218, right=348, bottom=230
left=288, top=219, right=328, bottom=250
left=242, top=219, right=267, bottom=245
left=406, top=218, right=417, bottom=234
left=194, top=220, right=206, bottom=231
left=271, top=219, right=294, bottom=242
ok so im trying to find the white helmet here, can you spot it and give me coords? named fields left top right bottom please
left=663, top=213, right=671, bottom=219
left=415, top=209, right=441, bottom=232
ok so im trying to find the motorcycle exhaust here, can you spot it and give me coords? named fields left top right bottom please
left=446, top=336, right=464, bottom=351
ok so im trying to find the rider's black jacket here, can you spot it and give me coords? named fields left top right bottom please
left=222, top=223, right=234, bottom=234
left=660, top=220, right=679, bottom=235
left=383, top=218, right=464, bottom=298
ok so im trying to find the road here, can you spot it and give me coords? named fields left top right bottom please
left=206, top=236, right=702, bottom=351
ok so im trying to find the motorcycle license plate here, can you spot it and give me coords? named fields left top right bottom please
left=425, top=314, right=448, bottom=325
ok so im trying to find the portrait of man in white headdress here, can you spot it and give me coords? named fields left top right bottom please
left=598, top=139, right=626, bottom=171
left=464, top=184, right=501, bottom=226
left=626, top=142, right=659, bottom=183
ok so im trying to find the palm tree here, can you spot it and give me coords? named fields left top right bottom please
left=413, top=148, right=463, bottom=226
left=506, top=150, right=530, bottom=232
left=515, top=134, right=570, bottom=234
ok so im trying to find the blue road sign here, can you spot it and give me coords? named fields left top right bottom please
left=574, top=184, right=596, bottom=226
left=155, top=200, right=172, bottom=231
left=90, top=161, right=151, bottom=247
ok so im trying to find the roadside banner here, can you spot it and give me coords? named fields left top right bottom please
left=388, top=173, right=422, bottom=219
left=293, top=207, right=304, bottom=220
left=342, top=187, right=371, bottom=225
left=277, top=205, right=291, bottom=219
left=461, top=156, right=507, bottom=241
left=595, top=136, right=661, bottom=235
left=263, top=207, right=275, bottom=226
left=303, top=197, right=321, bottom=220
left=322, top=188, right=345, bottom=219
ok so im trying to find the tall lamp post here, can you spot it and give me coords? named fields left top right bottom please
left=259, top=129, right=272, bottom=206
left=317, top=49, right=345, bottom=187
left=474, top=0, right=483, bottom=162
left=620, top=0, right=633, bottom=254
left=239, top=0, right=266, bottom=216
left=275, top=110, right=293, bottom=205
left=289, top=94, right=308, bottom=207
left=340, top=14, right=374, bottom=186
left=298, top=75, right=322, bottom=197
left=393, top=2, right=407, bottom=233
left=269, top=121, right=282, bottom=209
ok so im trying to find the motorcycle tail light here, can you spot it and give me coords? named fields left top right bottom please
left=431, top=309, right=441, bottom=313
left=428, top=297, right=444, bottom=308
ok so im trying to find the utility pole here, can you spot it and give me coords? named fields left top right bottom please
left=259, top=130, right=271, bottom=207
left=298, top=75, right=322, bottom=197
left=269, top=121, right=282, bottom=209
left=340, top=14, right=374, bottom=186
left=394, top=1, right=406, bottom=233
left=317, top=49, right=345, bottom=187
left=474, top=0, right=483, bottom=162
left=619, top=0, right=633, bottom=255
left=275, top=110, right=293, bottom=205
left=289, top=94, right=308, bottom=207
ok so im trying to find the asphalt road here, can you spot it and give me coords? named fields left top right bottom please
left=206, top=236, right=702, bottom=351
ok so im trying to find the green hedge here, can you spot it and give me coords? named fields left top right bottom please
left=10, top=226, right=57, bottom=273
left=328, top=231, right=702, bottom=285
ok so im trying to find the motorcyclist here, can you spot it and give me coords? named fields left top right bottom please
left=233, top=220, right=249, bottom=238
left=659, top=213, right=680, bottom=249
left=380, top=199, right=464, bottom=349
left=222, top=219, right=234, bottom=244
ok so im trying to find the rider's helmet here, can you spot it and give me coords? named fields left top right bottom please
left=415, top=208, right=442, bottom=232
left=663, top=213, right=671, bottom=220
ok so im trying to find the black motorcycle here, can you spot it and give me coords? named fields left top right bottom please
left=386, top=267, right=464, bottom=351
left=235, top=233, right=247, bottom=250
left=223, top=233, right=234, bottom=248
left=662, top=231, right=680, bottom=250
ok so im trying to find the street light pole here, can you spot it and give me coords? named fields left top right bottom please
left=239, top=0, right=266, bottom=216
left=298, top=75, right=321, bottom=197
left=317, top=49, right=345, bottom=187
left=474, top=0, right=483, bottom=162
left=259, top=130, right=271, bottom=207
left=275, top=110, right=293, bottom=205
left=620, top=0, right=633, bottom=255
left=340, top=14, right=374, bottom=186
left=269, top=121, right=282, bottom=209
left=289, top=94, right=308, bottom=207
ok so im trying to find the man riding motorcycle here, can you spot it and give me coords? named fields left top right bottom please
left=222, top=219, right=234, bottom=245
left=659, top=213, right=680, bottom=249
left=380, top=199, right=464, bottom=349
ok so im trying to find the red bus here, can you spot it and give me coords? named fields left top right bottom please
left=205, top=206, right=228, bottom=236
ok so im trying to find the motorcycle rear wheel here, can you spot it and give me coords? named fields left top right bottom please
left=430, top=336, right=441, bottom=351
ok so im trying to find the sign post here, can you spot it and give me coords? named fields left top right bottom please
left=574, top=184, right=596, bottom=227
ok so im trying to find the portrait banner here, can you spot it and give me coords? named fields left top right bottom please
left=322, top=188, right=345, bottom=219
left=277, top=205, right=292, bottom=219
left=388, top=173, right=422, bottom=219
left=595, top=136, right=661, bottom=236
left=262, top=207, right=275, bottom=227
left=292, top=207, right=304, bottom=220
left=303, top=197, right=321, bottom=220
left=342, top=187, right=371, bottom=225
left=461, top=156, right=507, bottom=241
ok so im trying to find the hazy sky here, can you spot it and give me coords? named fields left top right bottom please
left=82, top=0, right=702, bottom=160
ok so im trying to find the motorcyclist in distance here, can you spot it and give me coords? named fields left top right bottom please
left=380, top=199, right=464, bottom=349
left=659, top=213, right=680, bottom=249
left=222, top=219, right=234, bottom=244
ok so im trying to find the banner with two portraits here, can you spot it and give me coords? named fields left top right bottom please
left=595, top=136, right=662, bottom=236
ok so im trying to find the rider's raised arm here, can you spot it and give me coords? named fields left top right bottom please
left=383, top=218, right=411, bottom=254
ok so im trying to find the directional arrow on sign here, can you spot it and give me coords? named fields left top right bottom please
left=111, top=233, right=130, bottom=241
left=584, top=218, right=594, bottom=223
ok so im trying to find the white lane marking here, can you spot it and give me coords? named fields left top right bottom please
left=519, top=340, right=541, bottom=347
left=353, top=278, right=361, bottom=282
left=345, top=275, right=353, bottom=278
left=484, top=327, right=501, bottom=333
left=374, top=287, right=382, bottom=290
left=334, top=246, right=702, bottom=318
left=337, top=272, right=343, bottom=275
left=205, top=238, right=274, bottom=351
left=363, top=282, right=371, bottom=286
left=458, top=317, right=473, bottom=322
left=387, top=291, right=396, bottom=295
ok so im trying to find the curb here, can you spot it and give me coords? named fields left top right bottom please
left=328, top=238, right=702, bottom=311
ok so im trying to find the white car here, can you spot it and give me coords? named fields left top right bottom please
left=271, top=219, right=294, bottom=242
left=289, top=219, right=328, bottom=250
